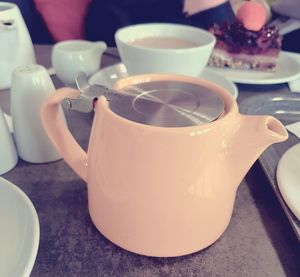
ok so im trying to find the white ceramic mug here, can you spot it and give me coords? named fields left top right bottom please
left=115, top=23, right=216, bottom=77
left=51, top=40, right=107, bottom=86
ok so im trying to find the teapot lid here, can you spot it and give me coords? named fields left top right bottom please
left=63, top=73, right=225, bottom=127
left=110, top=80, right=224, bottom=127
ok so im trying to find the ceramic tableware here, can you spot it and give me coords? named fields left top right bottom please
left=277, top=143, right=300, bottom=220
left=209, top=52, right=300, bottom=85
left=239, top=92, right=300, bottom=241
left=11, top=65, right=63, bottom=163
left=89, top=63, right=239, bottom=99
left=40, top=73, right=288, bottom=257
left=0, top=177, right=39, bottom=277
left=115, top=23, right=216, bottom=76
left=52, top=40, right=107, bottom=86
left=0, top=2, right=36, bottom=90
left=0, top=107, right=18, bottom=174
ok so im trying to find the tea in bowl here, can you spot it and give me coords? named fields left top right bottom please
left=115, top=23, right=216, bottom=76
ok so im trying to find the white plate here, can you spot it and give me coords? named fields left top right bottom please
left=0, top=177, right=39, bottom=277
left=277, top=143, right=300, bottom=220
left=208, top=51, right=300, bottom=85
left=89, top=63, right=238, bottom=99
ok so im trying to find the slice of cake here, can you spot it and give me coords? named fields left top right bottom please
left=208, top=1, right=282, bottom=72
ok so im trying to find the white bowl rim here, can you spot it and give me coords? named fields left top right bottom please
left=115, top=23, right=216, bottom=53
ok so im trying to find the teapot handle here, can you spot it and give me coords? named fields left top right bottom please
left=40, top=87, right=88, bottom=182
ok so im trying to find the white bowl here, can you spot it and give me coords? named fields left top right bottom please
left=115, top=23, right=216, bottom=77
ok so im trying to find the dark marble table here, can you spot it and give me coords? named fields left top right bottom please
left=0, top=45, right=300, bottom=277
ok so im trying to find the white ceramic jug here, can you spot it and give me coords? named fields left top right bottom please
left=0, top=2, right=36, bottom=90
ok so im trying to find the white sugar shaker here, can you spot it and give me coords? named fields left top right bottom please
left=0, top=108, right=18, bottom=174
left=11, top=65, right=64, bottom=163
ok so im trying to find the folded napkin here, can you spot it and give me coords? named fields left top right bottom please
left=288, top=77, right=300, bottom=93
left=286, top=121, right=300, bottom=138
left=272, top=0, right=300, bottom=21
left=285, top=51, right=300, bottom=93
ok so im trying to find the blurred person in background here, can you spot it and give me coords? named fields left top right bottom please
left=85, top=0, right=234, bottom=45
left=6, top=0, right=300, bottom=52
left=23, top=0, right=235, bottom=45
left=85, top=0, right=235, bottom=45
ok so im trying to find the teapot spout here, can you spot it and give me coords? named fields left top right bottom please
left=247, top=115, right=288, bottom=144
left=255, top=115, right=288, bottom=144
left=230, top=114, right=288, bottom=188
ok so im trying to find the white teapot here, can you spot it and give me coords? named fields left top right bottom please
left=0, top=2, right=36, bottom=90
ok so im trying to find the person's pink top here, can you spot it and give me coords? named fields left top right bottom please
left=34, top=0, right=91, bottom=41
left=34, top=0, right=228, bottom=41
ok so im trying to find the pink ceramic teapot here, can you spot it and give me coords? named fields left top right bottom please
left=41, top=73, right=288, bottom=257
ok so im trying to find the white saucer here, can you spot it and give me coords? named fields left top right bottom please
left=208, top=51, right=300, bottom=85
left=89, top=63, right=238, bottom=99
left=277, top=143, right=300, bottom=220
left=0, top=177, right=39, bottom=277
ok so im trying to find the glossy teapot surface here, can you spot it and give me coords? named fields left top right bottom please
left=41, top=74, right=288, bottom=257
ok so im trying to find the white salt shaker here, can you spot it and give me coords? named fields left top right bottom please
left=0, top=108, right=18, bottom=174
left=11, top=65, right=64, bottom=163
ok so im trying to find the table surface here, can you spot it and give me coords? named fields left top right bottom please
left=1, top=45, right=300, bottom=277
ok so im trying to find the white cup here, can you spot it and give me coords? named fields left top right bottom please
left=51, top=40, right=107, bottom=86
left=115, top=23, right=216, bottom=77
left=0, top=108, right=18, bottom=174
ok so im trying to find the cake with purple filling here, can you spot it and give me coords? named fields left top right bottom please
left=208, top=1, right=282, bottom=72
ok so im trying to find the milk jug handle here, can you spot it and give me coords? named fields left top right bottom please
left=40, top=87, right=88, bottom=182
